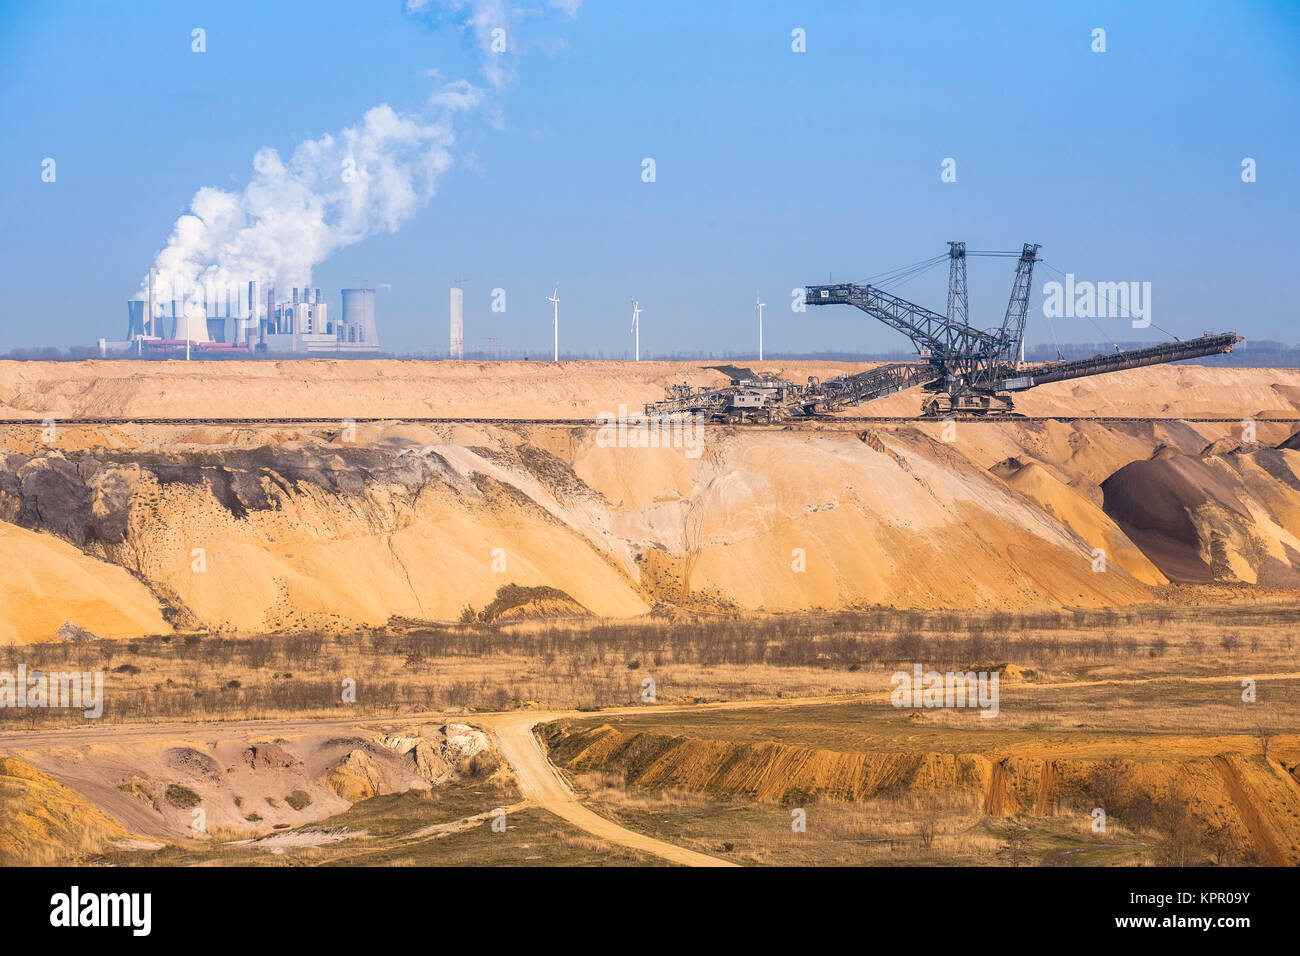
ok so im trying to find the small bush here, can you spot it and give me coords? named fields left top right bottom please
left=164, top=784, right=201, bottom=809
left=780, top=786, right=816, bottom=809
left=464, top=751, right=502, bottom=778
left=918, top=819, right=936, bottom=850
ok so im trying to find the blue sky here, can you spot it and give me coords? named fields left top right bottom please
left=1, top=0, right=1297, bottom=356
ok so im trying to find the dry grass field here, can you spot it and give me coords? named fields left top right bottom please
left=94, top=779, right=662, bottom=867
left=566, top=771, right=1172, bottom=866
left=0, top=600, right=1295, bottom=729
left=3, top=598, right=1295, bottom=867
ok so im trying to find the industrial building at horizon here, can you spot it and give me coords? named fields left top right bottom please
left=108, top=271, right=380, bottom=357
left=109, top=277, right=605, bottom=361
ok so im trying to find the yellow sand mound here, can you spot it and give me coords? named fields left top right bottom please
left=0, top=756, right=128, bottom=865
left=0, top=522, right=171, bottom=644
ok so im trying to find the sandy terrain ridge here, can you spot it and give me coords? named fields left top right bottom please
left=0, top=362, right=1297, bottom=641
left=1, top=414, right=1299, bottom=641
left=2, top=359, right=1300, bottom=421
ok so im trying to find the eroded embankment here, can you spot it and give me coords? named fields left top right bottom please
left=543, top=723, right=1300, bottom=865
left=2, top=410, right=1300, bottom=640
left=0, top=722, right=504, bottom=863
left=0, top=757, right=127, bottom=865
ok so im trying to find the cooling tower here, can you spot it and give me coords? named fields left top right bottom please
left=126, top=299, right=146, bottom=338
left=174, top=303, right=212, bottom=343
left=342, top=288, right=377, bottom=345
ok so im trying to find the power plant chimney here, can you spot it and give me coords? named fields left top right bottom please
left=292, top=287, right=299, bottom=306
left=146, top=268, right=156, bottom=338
left=247, top=280, right=257, bottom=346
left=265, top=286, right=274, bottom=343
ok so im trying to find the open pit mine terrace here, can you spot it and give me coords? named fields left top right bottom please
left=0, top=359, right=1299, bottom=869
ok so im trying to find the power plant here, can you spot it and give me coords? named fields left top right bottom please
left=108, top=281, right=381, bottom=357
left=647, top=241, right=1242, bottom=422
left=259, top=286, right=379, bottom=353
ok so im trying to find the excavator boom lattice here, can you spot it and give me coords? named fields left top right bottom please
left=643, top=241, right=1241, bottom=422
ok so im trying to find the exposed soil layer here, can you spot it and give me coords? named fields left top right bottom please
left=0, top=362, right=1298, bottom=640
left=0, top=722, right=497, bottom=859
left=544, top=722, right=1300, bottom=865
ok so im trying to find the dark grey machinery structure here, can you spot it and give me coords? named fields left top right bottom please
left=646, top=241, right=1241, bottom=421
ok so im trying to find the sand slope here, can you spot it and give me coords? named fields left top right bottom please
left=0, top=756, right=128, bottom=865
left=1103, top=445, right=1300, bottom=585
left=0, top=523, right=171, bottom=643
left=0, top=362, right=1298, bottom=638
left=3, top=359, right=1300, bottom=420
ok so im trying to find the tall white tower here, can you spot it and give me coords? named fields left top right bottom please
left=546, top=285, right=559, bottom=362
left=450, top=285, right=464, bottom=359
left=756, top=294, right=766, bottom=361
left=146, top=268, right=156, bottom=338
left=630, top=298, right=642, bottom=361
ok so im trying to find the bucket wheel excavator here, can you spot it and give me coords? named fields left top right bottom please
left=645, top=241, right=1240, bottom=421
left=803, top=242, right=1240, bottom=417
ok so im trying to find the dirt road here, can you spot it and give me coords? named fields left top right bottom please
left=482, top=711, right=737, bottom=867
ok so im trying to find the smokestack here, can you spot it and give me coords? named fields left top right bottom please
left=247, top=280, right=257, bottom=346
left=171, top=298, right=178, bottom=339
left=225, top=288, right=232, bottom=319
left=292, top=287, right=299, bottom=306
left=265, top=286, right=273, bottom=343
left=315, top=288, right=321, bottom=304
left=146, top=268, right=155, bottom=337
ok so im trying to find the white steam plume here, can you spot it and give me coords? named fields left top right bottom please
left=141, top=0, right=579, bottom=320
left=145, top=93, right=477, bottom=317
left=405, top=0, right=582, bottom=91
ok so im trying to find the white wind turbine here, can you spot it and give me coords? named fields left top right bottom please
left=546, top=285, right=560, bottom=362
left=630, top=298, right=642, bottom=361
left=756, top=294, right=766, bottom=361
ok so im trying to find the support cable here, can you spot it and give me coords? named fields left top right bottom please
left=1037, top=260, right=1181, bottom=346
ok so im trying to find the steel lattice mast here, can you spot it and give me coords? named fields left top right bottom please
left=643, top=240, right=1241, bottom=422
left=802, top=240, right=1240, bottom=416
